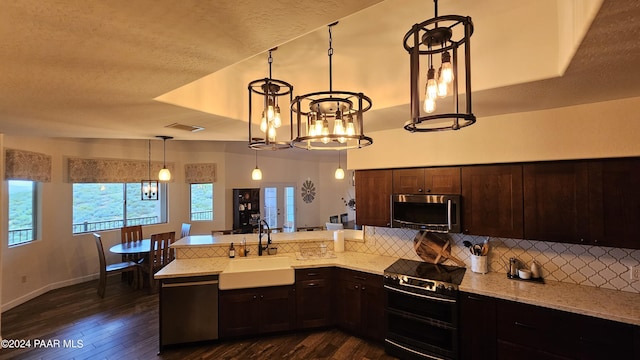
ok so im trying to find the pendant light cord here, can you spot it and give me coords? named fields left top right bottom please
left=148, top=139, right=151, bottom=179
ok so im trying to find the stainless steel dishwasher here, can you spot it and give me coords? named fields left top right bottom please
left=159, top=275, right=219, bottom=350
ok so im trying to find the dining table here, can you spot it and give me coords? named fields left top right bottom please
left=109, top=239, right=152, bottom=255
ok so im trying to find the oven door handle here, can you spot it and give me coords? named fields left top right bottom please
left=385, top=339, right=447, bottom=360
left=447, top=199, right=452, bottom=231
left=384, top=285, right=456, bottom=303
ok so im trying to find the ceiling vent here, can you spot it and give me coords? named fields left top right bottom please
left=165, top=123, right=204, bottom=132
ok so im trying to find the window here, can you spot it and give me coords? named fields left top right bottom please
left=8, top=180, right=38, bottom=246
left=72, top=183, right=167, bottom=234
left=263, top=184, right=296, bottom=232
left=190, top=183, right=213, bottom=221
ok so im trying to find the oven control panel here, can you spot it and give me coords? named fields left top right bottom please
left=384, top=273, right=458, bottom=298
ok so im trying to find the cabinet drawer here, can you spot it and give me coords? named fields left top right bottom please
left=295, top=267, right=332, bottom=281
left=337, top=268, right=382, bottom=287
left=497, top=300, right=554, bottom=347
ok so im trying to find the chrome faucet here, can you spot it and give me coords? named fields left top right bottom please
left=258, top=219, right=272, bottom=256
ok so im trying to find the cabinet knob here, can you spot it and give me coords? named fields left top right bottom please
left=260, top=295, right=264, bottom=299
left=418, top=188, right=423, bottom=192
left=253, top=295, right=257, bottom=300
left=361, top=286, right=366, bottom=291
left=354, top=285, right=359, bottom=290
left=594, top=239, right=598, bottom=244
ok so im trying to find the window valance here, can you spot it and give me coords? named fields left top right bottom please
left=184, top=163, right=217, bottom=183
left=67, top=157, right=175, bottom=183
left=5, top=148, right=52, bottom=182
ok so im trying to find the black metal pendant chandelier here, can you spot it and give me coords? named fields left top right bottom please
left=404, top=0, right=475, bottom=132
left=291, top=22, right=373, bottom=150
left=248, top=48, right=294, bottom=150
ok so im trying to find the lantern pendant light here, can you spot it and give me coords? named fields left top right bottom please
left=291, top=22, right=373, bottom=150
left=403, top=0, right=475, bottom=132
left=248, top=48, right=294, bottom=150
left=141, top=139, right=159, bottom=200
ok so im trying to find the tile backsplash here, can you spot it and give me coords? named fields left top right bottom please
left=346, top=226, right=640, bottom=294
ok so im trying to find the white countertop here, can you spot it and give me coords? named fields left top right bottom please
left=172, top=230, right=363, bottom=248
left=155, top=251, right=640, bottom=326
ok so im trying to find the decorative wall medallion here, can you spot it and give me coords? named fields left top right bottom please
left=301, top=179, right=316, bottom=203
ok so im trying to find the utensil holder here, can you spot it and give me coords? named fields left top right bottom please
left=471, top=255, right=488, bottom=274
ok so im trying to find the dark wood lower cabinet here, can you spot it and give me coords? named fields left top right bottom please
left=459, top=292, right=496, bottom=360
left=335, top=268, right=385, bottom=342
left=295, top=267, right=334, bottom=329
left=496, top=298, right=635, bottom=360
left=219, top=285, right=295, bottom=338
left=461, top=294, right=637, bottom=360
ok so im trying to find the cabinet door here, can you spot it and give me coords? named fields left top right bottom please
left=459, top=292, right=496, bottom=360
left=424, top=167, right=461, bottom=194
left=355, top=169, right=392, bottom=227
left=523, top=162, right=589, bottom=243
left=360, top=275, right=385, bottom=342
left=258, top=286, right=295, bottom=334
left=296, top=268, right=333, bottom=329
left=218, top=289, right=260, bottom=338
left=393, top=168, right=425, bottom=194
left=336, top=278, right=362, bottom=333
left=462, top=165, right=523, bottom=238
left=589, top=158, right=640, bottom=249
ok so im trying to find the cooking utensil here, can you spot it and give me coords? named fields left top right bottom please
left=472, top=244, right=482, bottom=256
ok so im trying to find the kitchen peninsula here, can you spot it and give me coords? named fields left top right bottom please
left=156, top=232, right=640, bottom=358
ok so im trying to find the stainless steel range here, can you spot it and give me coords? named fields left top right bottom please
left=383, top=259, right=466, bottom=360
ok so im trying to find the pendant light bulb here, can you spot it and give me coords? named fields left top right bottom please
left=267, top=125, right=276, bottom=142
left=437, top=68, right=448, bottom=98
left=440, top=51, right=454, bottom=84
left=274, top=106, right=282, bottom=128
left=424, top=97, right=436, bottom=113
left=425, top=67, right=438, bottom=100
left=345, top=115, right=356, bottom=136
left=260, top=112, right=268, bottom=133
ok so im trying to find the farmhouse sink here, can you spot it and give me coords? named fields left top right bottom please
left=219, top=256, right=294, bottom=290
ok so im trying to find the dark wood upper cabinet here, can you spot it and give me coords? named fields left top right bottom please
left=393, top=167, right=461, bottom=194
left=355, top=169, right=392, bottom=227
left=462, top=164, right=523, bottom=238
left=523, top=161, right=590, bottom=243
left=523, top=158, right=640, bottom=248
left=589, top=157, right=640, bottom=248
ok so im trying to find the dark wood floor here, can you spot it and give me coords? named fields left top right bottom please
left=1, top=277, right=397, bottom=360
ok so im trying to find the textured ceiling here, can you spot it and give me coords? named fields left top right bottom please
left=0, top=0, right=639, bottom=143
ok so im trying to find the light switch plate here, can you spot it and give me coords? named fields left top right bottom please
left=630, top=266, right=640, bottom=281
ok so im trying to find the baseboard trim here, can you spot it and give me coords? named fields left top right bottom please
left=1, top=273, right=99, bottom=312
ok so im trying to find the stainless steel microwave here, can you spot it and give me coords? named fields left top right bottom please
left=391, top=194, right=461, bottom=233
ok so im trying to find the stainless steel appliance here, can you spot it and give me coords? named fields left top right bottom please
left=391, top=194, right=461, bottom=233
left=160, top=275, right=219, bottom=350
left=384, top=259, right=466, bottom=360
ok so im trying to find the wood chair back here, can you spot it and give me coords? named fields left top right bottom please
left=149, top=231, right=176, bottom=272
left=120, top=225, right=144, bottom=262
left=180, top=223, right=191, bottom=238
left=92, top=233, right=137, bottom=298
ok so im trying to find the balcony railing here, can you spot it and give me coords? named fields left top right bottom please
left=72, top=216, right=159, bottom=234
left=191, top=210, right=213, bottom=221
left=8, top=228, right=33, bottom=246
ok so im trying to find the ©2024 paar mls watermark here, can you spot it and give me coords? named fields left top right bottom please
left=1, top=338, right=84, bottom=349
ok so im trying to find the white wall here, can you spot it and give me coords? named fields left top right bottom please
left=0, top=137, right=351, bottom=312
left=348, top=96, right=640, bottom=169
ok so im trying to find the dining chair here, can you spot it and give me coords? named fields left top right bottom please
left=92, top=233, right=138, bottom=298
left=180, top=223, right=192, bottom=238
left=140, top=231, right=176, bottom=293
left=120, top=225, right=144, bottom=262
